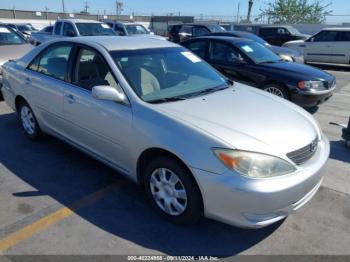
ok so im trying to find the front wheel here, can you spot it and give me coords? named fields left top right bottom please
left=143, top=157, right=203, bottom=224
left=18, top=100, right=42, bottom=140
left=262, top=83, right=290, bottom=100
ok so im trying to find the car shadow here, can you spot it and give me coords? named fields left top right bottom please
left=0, top=111, right=281, bottom=256
left=329, top=140, right=350, bottom=163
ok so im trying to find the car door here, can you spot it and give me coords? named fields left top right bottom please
left=333, top=31, right=350, bottom=64
left=304, top=30, right=337, bottom=63
left=25, top=43, right=74, bottom=133
left=62, top=46, right=133, bottom=173
left=208, top=40, right=254, bottom=85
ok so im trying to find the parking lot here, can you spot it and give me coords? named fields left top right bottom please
left=0, top=65, right=349, bottom=257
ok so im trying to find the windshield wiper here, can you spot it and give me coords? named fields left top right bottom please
left=185, top=84, right=230, bottom=98
left=148, top=96, right=187, bottom=104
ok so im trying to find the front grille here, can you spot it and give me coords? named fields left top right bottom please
left=287, top=138, right=318, bottom=165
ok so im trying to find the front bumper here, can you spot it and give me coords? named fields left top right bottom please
left=192, top=135, right=329, bottom=228
left=291, top=86, right=336, bottom=107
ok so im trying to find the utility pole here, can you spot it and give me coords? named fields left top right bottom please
left=247, top=0, right=253, bottom=22
left=237, top=2, right=240, bottom=23
left=84, top=0, right=89, bottom=14
left=116, top=1, right=124, bottom=19
left=45, top=6, right=49, bottom=20
left=61, top=0, right=65, bottom=13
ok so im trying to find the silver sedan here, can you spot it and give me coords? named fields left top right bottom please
left=0, top=36, right=329, bottom=228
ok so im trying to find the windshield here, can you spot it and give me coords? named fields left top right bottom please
left=111, top=47, right=228, bottom=103
left=287, top=26, right=301, bottom=35
left=76, top=23, right=115, bottom=36
left=0, top=26, right=26, bottom=45
left=237, top=41, right=280, bottom=64
left=18, top=24, right=36, bottom=31
left=207, top=24, right=226, bottom=32
left=125, top=24, right=149, bottom=35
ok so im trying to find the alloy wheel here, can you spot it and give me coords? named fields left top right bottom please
left=264, top=86, right=285, bottom=98
left=149, top=168, right=188, bottom=216
left=20, top=106, right=36, bottom=135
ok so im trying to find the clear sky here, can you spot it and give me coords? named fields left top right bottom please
left=0, top=0, right=349, bottom=22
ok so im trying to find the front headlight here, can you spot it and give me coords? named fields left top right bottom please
left=298, top=81, right=326, bottom=90
left=213, top=149, right=296, bottom=179
left=279, top=54, right=294, bottom=62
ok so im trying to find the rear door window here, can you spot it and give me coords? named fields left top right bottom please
left=31, top=44, right=73, bottom=80
left=209, top=41, right=241, bottom=63
left=180, top=26, right=193, bottom=35
left=337, top=31, right=350, bottom=41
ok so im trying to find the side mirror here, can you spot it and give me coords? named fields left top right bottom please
left=66, top=30, right=76, bottom=37
left=92, top=85, right=128, bottom=104
left=310, top=37, right=315, bottom=42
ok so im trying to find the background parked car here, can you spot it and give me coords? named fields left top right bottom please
left=168, top=23, right=226, bottom=43
left=103, top=20, right=167, bottom=40
left=29, top=26, right=53, bottom=45
left=283, top=28, right=350, bottom=65
left=0, top=24, right=32, bottom=100
left=7, top=23, right=38, bottom=40
left=206, top=31, right=304, bottom=63
left=181, top=36, right=335, bottom=107
left=30, top=19, right=115, bottom=45
left=258, top=25, right=310, bottom=46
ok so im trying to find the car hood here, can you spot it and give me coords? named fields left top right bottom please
left=269, top=45, right=301, bottom=56
left=0, top=44, right=33, bottom=66
left=258, top=61, right=334, bottom=81
left=156, top=84, right=320, bottom=158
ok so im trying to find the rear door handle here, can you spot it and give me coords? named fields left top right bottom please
left=65, top=94, right=76, bottom=104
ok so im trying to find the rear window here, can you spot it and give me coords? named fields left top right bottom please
left=76, top=23, right=115, bottom=36
left=0, top=26, right=26, bottom=45
left=170, top=25, right=181, bottom=34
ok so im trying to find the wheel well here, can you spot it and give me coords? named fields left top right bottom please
left=137, top=148, right=186, bottom=184
left=15, top=96, right=26, bottom=112
left=136, top=147, right=204, bottom=209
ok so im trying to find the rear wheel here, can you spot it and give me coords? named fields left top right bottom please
left=18, top=100, right=42, bottom=140
left=262, top=83, right=290, bottom=100
left=143, top=156, right=203, bottom=224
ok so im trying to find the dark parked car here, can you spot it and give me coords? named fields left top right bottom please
left=258, top=26, right=310, bottom=46
left=168, top=23, right=225, bottom=43
left=206, top=31, right=304, bottom=63
left=181, top=36, right=335, bottom=107
left=7, top=23, right=38, bottom=39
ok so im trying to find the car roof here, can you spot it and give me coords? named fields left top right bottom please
left=322, top=27, right=350, bottom=31
left=57, top=19, right=103, bottom=24
left=187, top=36, right=253, bottom=44
left=55, top=36, right=179, bottom=51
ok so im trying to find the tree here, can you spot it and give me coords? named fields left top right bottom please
left=260, top=0, right=332, bottom=24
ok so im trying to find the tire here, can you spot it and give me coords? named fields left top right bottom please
left=18, top=100, right=42, bottom=140
left=262, top=83, right=290, bottom=100
left=143, top=156, right=203, bottom=224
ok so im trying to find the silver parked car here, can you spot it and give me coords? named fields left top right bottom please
left=1, top=36, right=329, bottom=228
left=0, top=24, right=32, bottom=100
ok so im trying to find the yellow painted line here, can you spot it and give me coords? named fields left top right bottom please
left=0, top=181, right=127, bottom=253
